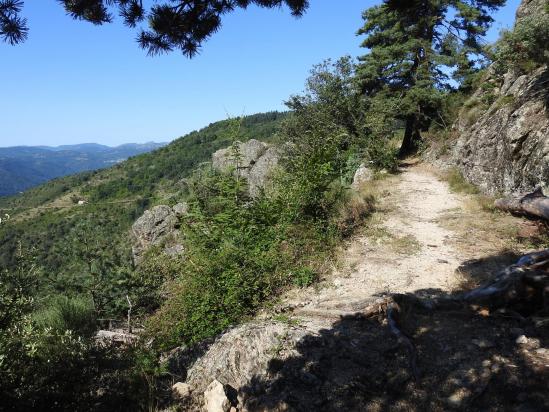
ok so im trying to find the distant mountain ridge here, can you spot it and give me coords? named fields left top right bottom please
left=0, top=142, right=167, bottom=196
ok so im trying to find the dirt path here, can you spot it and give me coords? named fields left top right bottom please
left=290, top=165, right=471, bottom=318
left=184, top=164, right=547, bottom=411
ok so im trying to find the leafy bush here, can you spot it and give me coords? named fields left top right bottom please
left=291, top=267, right=317, bottom=288
left=494, top=13, right=549, bottom=73
left=145, top=170, right=289, bottom=347
left=145, top=60, right=380, bottom=349
left=34, top=296, right=97, bottom=338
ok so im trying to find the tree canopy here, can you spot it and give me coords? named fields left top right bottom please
left=356, top=0, right=505, bottom=156
left=0, top=0, right=308, bottom=56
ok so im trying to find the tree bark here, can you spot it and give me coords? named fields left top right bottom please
left=399, top=115, right=421, bottom=158
left=495, top=188, right=549, bottom=221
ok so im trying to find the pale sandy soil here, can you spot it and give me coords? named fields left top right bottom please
left=284, top=163, right=532, bottom=319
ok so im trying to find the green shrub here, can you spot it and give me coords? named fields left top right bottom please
left=145, top=170, right=291, bottom=347
left=291, top=267, right=318, bottom=288
left=145, top=59, right=382, bottom=350
left=34, top=296, right=97, bottom=338
left=494, top=13, right=549, bottom=73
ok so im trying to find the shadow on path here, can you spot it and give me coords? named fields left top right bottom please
left=240, top=250, right=549, bottom=412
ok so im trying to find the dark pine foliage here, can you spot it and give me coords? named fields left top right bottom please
left=0, top=0, right=27, bottom=44
left=356, top=0, right=505, bottom=156
left=2, top=0, right=309, bottom=56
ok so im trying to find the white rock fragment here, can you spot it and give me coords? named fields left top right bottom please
left=172, top=382, right=192, bottom=399
left=204, top=379, right=231, bottom=412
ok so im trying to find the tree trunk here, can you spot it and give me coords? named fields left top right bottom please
left=399, top=115, right=421, bottom=158
left=494, top=188, right=549, bottom=221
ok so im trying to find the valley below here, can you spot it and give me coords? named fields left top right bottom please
left=0, top=142, right=166, bottom=196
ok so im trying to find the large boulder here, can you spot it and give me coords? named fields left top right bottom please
left=453, top=0, right=549, bottom=195
left=183, top=322, right=293, bottom=394
left=211, top=140, right=280, bottom=197
left=131, top=203, right=187, bottom=264
left=212, top=139, right=268, bottom=173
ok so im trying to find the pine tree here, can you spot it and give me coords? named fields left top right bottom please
left=356, top=0, right=505, bottom=156
left=1, top=0, right=308, bottom=56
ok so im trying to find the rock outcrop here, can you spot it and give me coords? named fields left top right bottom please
left=211, top=139, right=280, bottom=197
left=172, top=382, right=192, bottom=399
left=453, top=0, right=548, bottom=195
left=351, top=163, right=374, bottom=190
left=181, top=322, right=297, bottom=394
left=131, top=203, right=187, bottom=263
left=164, top=319, right=318, bottom=409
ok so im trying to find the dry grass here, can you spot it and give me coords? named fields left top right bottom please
left=444, top=168, right=480, bottom=194
left=390, top=234, right=422, bottom=255
left=333, top=190, right=377, bottom=237
left=436, top=189, right=531, bottom=259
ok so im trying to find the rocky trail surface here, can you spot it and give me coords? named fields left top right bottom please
left=173, top=164, right=548, bottom=412
left=289, top=164, right=464, bottom=319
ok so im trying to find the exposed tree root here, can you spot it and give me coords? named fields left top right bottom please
left=387, top=302, right=420, bottom=381
left=495, top=188, right=549, bottom=221
left=359, top=248, right=549, bottom=380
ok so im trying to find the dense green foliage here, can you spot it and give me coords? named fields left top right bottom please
left=0, top=112, right=287, bottom=321
left=356, top=0, right=505, bottom=155
left=145, top=60, right=378, bottom=348
left=493, top=8, right=549, bottom=73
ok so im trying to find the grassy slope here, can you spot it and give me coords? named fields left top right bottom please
left=0, top=112, right=287, bottom=314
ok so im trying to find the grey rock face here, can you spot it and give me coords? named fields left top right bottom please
left=453, top=1, right=549, bottom=195
left=516, top=0, right=546, bottom=20
left=173, top=202, right=189, bottom=217
left=247, top=146, right=280, bottom=197
left=212, top=139, right=268, bottom=173
left=211, top=140, right=280, bottom=197
left=351, top=164, right=374, bottom=190
left=131, top=203, right=187, bottom=263
left=184, top=322, right=293, bottom=395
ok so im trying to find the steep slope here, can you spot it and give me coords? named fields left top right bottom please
left=0, top=142, right=167, bottom=196
left=454, top=0, right=549, bottom=195
left=0, top=112, right=287, bottom=316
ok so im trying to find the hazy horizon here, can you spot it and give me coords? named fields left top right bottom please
left=0, top=141, right=168, bottom=149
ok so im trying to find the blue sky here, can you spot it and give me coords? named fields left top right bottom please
left=0, top=0, right=521, bottom=147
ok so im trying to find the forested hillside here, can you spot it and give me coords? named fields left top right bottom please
left=0, top=142, right=166, bottom=196
left=0, top=112, right=287, bottom=318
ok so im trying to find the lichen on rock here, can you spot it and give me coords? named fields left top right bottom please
left=211, top=139, right=280, bottom=197
left=130, top=202, right=187, bottom=264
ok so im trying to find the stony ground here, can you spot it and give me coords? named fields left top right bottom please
left=289, top=164, right=466, bottom=316
left=179, top=164, right=549, bottom=412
